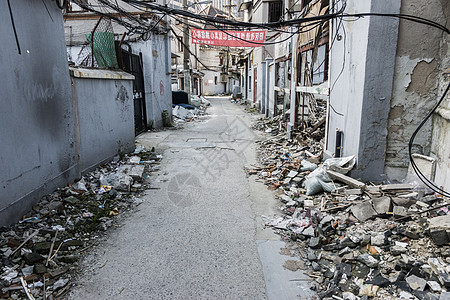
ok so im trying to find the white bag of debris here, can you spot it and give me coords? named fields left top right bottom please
left=300, top=160, right=318, bottom=172
left=303, top=156, right=356, bottom=196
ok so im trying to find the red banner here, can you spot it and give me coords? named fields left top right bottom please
left=191, top=29, right=265, bottom=47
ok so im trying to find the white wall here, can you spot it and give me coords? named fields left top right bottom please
left=202, top=70, right=225, bottom=95
left=326, top=0, right=401, bottom=181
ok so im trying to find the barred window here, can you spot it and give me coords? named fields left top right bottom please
left=268, top=1, right=283, bottom=23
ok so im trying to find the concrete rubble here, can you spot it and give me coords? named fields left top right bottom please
left=0, top=148, right=162, bottom=299
left=248, top=115, right=450, bottom=300
left=172, top=95, right=210, bottom=124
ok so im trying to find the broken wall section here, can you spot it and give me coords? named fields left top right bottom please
left=385, top=0, right=449, bottom=182
left=70, top=67, right=135, bottom=173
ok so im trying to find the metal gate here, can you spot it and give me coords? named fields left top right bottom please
left=117, top=46, right=147, bottom=135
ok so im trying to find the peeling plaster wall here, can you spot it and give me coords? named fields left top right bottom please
left=385, top=0, right=448, bottom=181
left=430, top=18, right=450, bottom=191
left=0, top=0, right=78, bottom=227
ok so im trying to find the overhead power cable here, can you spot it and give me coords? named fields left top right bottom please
left=122, top=0, right=449, bottom=34
left=169, top=26, right=215, bottom=71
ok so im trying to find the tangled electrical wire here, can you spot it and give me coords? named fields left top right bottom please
left=122, top=0, right=449, bottom=34
left=70, top=0, right=449, bottom=45
left=71, top=0, right=169, bottom=37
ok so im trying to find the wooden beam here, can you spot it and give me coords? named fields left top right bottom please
left=327, top=170, right=366, bottom=189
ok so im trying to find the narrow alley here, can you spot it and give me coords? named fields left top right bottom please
left=1, top=1, right=449, bottom=299
left=68, top=97, right=315, bottom=299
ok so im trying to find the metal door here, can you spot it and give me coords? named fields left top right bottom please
left=118, top=47, right=147, bottom=135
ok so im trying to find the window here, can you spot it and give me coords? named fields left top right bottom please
left=178, top=37, right=184, bottom=52
left=219, top=55, right=224, bottom=66
left=312, top=44, right=329, bottom=84
left=214, top=76, right=218, bottom=85
left=268, top=1, right=283, bottom=23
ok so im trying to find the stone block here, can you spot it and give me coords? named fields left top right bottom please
left=406, top=274, right=427, bottom=291
left=393, top=206, right=409, bottom=217
left=351, top=201, right=377, bottom=222
left=429, top=215, right=450, bottom=246
left=372, top=196, right=392, bottom=214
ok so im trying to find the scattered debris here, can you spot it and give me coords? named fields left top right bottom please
left=248, top=113, right=450, bottom=299
left=172, top=96, right=210, bottom=124
left=0, top=148, right=162, bottom=299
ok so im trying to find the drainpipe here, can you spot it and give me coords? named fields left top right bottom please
left=335, top=129, right=343, bottom=157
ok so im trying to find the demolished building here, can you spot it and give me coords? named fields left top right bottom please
left=240, top=0, right=449, bottom=189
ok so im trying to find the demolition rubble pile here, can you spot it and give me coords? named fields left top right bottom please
left=249, top=117, right=450, bottom=300
left=172, top=95, right=210, bottom=124
left=0, top=147, right=161, bottom=299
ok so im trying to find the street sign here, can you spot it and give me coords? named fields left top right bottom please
left=191, top=29, right=266, bottom=47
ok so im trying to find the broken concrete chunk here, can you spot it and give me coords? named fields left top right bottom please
left=279, top=195, right=292, bottom=203
left=371, top=234, right=386, bottom=246
left=100, top=173, right=133, bottom=192
left=304, top=200, right=314, bottom=208
left=302, top=226, right=315, bottom=237
left=320, top=215, right=334, bottom=225
left=406, top=274, right=427, bottom=291
left=427, top=281, right=442, bottom=293
left=342, top=292, right=357, bottom=300
left=381, top=183, right=413, bottom=192
left=309, top=237, right=321, bottom=248
left=53, top=278, right=69, bottom=290
left=428, top=215, right=450, bottom=246
left=327, top=170, right=366, bottom=189
left=357, top=254, right=379, bottom=268
left=33, top=263, right=47, bottom=274
left=391, top=245, right=408, bottom=256
left=392, top=197, right=416, bottom=208
left=129, top=156, right=141, bottom=164
left=351, top=201, right=377, bottom=222
left=429, top=229, right=450, bottom=246
left=118, top=164, right=145, bottom=181
left=393, top=206, right=409, bottom=217
left=428, top=258, right=450, bottom=288
left=358, top=284, right=379, bottom=297
left=372, top=196, right=392, bottom=215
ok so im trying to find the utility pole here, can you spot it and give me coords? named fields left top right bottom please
left=183, top=0, right=191, bottom=97
left=224, top=0, right=235, bottom=94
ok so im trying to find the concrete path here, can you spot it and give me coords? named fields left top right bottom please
left=69, top=97, right=315, bottom=299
